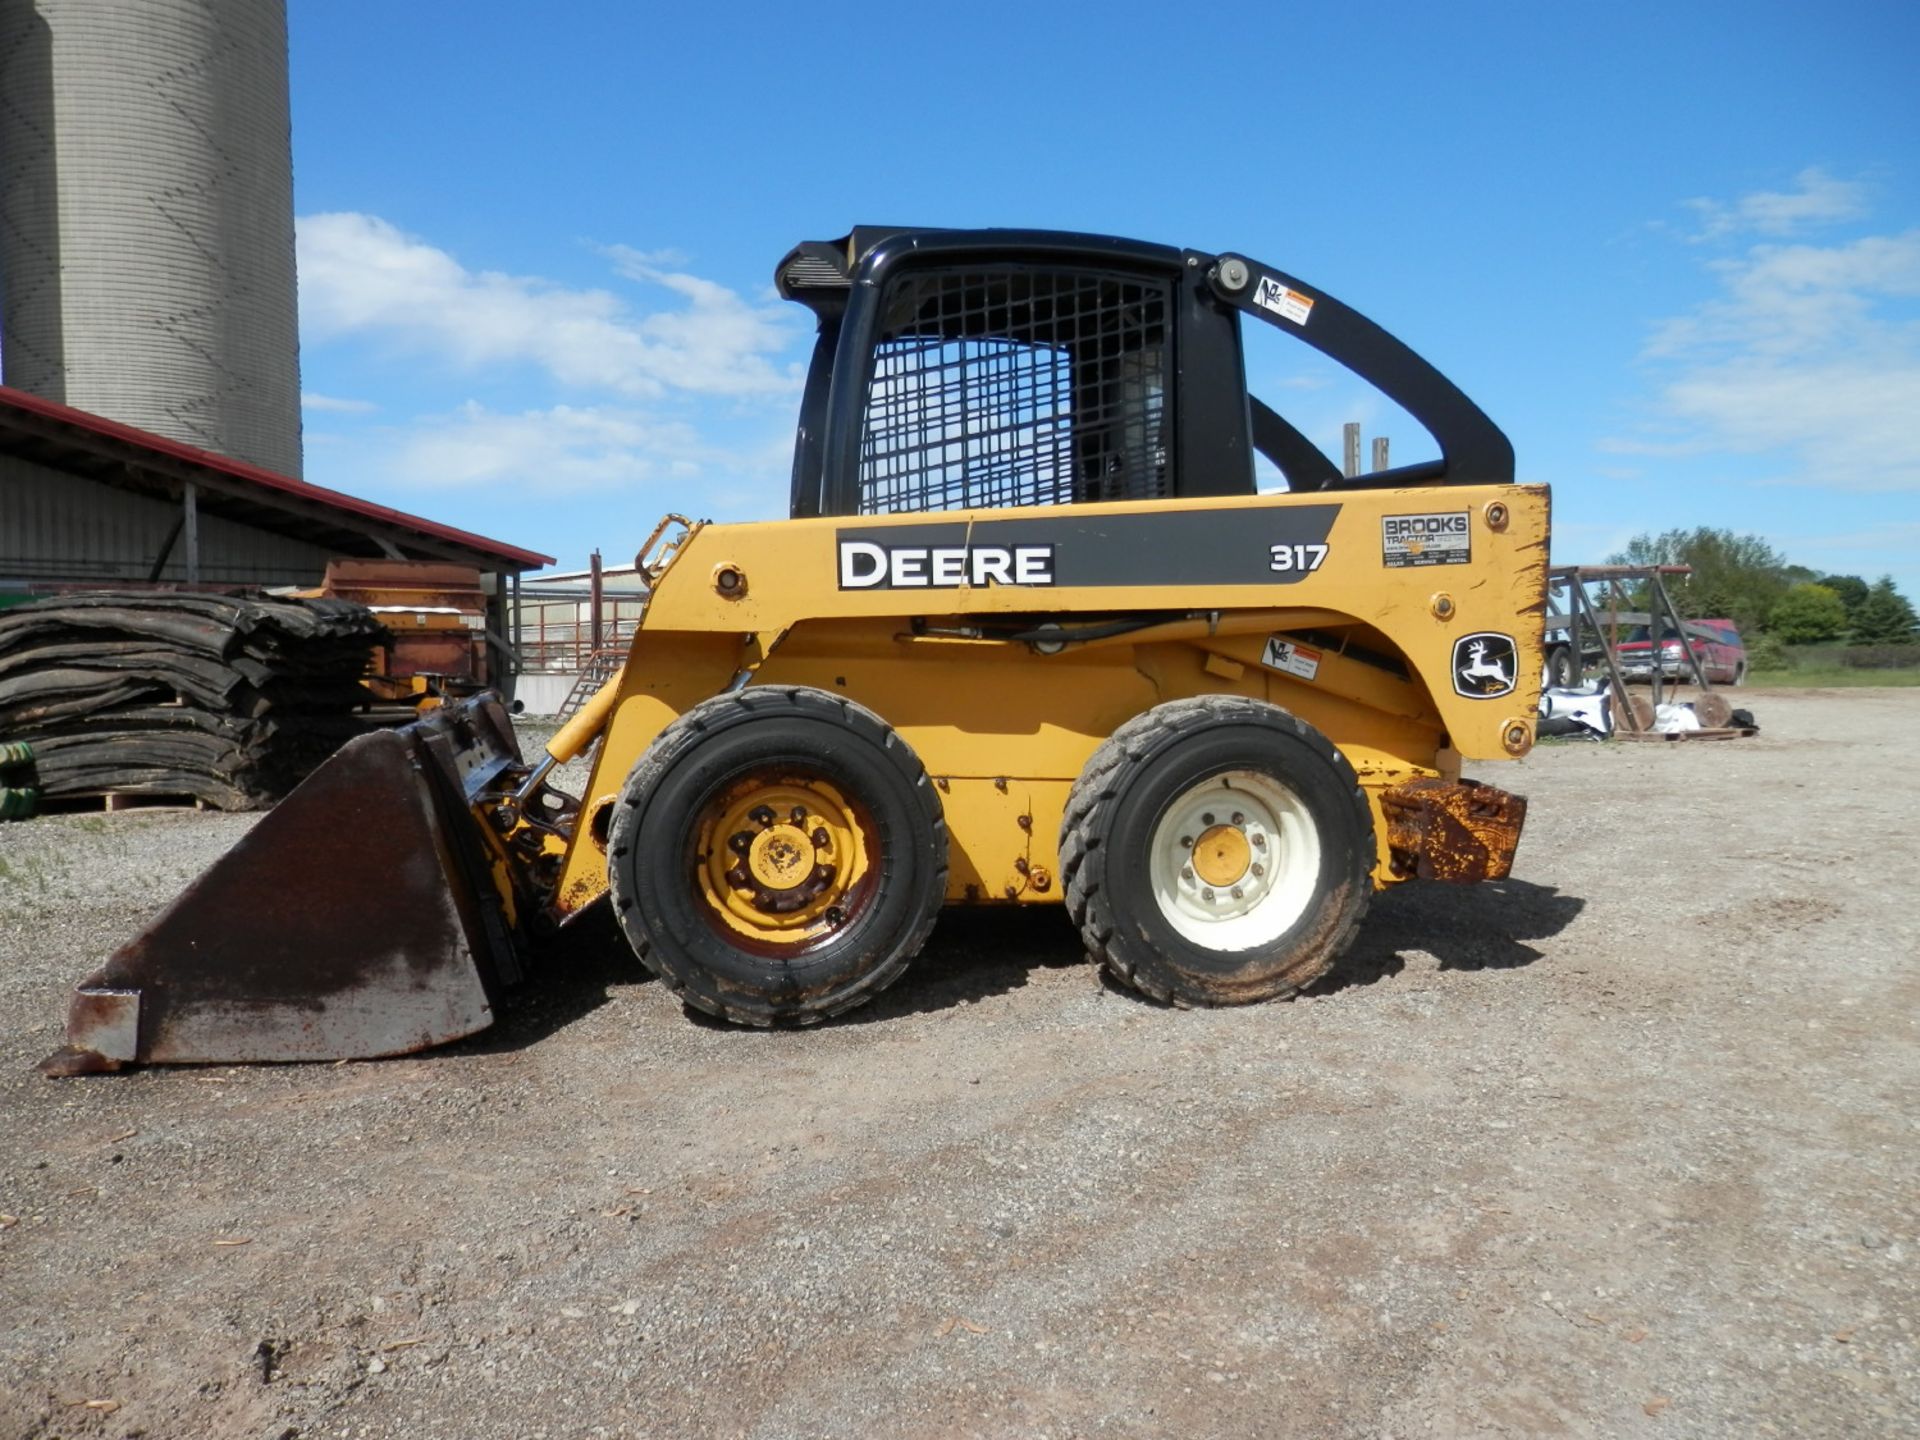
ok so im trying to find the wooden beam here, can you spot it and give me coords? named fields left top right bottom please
left=146, top=513, right=184, bottom=582
left=183, top=483, right=200, bottom=584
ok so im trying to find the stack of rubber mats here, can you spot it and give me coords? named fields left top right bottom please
left=0, top=740, right=34, bottom=820
left=0, top=594, right=389, bottom=811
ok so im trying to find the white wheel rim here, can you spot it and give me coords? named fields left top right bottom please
left=1147, top=769, right=1320, bottom=951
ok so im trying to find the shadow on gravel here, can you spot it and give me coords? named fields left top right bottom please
left=458, top=901, right=655, bottom=1053
left=1312, top=877, right=1586, bottom=996
left=673, top=905, right=1091, bottom=1032
left=472, top=876, right=1584, bottom=1047
left=846, top=905, right=1089, bottom=1024
left=462, top=901, right=1089, bottom=1050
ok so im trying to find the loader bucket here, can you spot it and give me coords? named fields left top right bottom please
left=40, top=697, right=527, bottom=1075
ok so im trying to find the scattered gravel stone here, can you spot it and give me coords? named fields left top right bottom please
left=0, top=690, right=1915, bottom=1437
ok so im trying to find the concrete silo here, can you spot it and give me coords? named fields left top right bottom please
left=0, top=0, right=303, bottom=476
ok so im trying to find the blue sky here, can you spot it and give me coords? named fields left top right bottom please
left=289, top=0, right=1920, bottom=597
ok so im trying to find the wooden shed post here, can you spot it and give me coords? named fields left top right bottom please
left=182, top=483, right=200, bottom=584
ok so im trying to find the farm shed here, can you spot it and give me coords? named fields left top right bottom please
left=0, top=385, right=552, bottom=680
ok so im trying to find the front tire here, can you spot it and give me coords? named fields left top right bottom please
left=1060, top=696, right=1374, bottom=1007
left=606, top=687, right=947, bottom=1026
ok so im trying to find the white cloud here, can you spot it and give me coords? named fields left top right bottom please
left=1684, top=167, right=1869, bottom=241
left=1548, top=519, right=1640, bottom=565
left=1608, top=179, right=1920, bottom=493
left=339, top=401, right=793, bottom=516
left=296, top=213, right=804, bottom=398
left=300, top=391, right=378, bottom=413
left=605, top=245, right=690, bottom=269
left=1657, top=356, right=1920, bottom=491
left=391, top=404, right=676, bottom=491
left=1646, top=231, right=1920, bottom=360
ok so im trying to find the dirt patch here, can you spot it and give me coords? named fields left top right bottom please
left=1, top=690, right=1916, bottom=1438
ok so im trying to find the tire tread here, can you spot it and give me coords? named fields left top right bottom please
left=606, top=686, right=947, bottom=1026
left=1059, top=695, right=1374, bottom=1007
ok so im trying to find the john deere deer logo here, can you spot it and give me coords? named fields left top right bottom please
left=1452, top=633, right=1517, bottom=698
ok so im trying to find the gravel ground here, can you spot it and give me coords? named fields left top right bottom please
left=1, top=688, right=1915, bottom=1439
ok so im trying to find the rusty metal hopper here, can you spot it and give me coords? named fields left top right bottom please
left=41, top=699, right=527, bottom=1074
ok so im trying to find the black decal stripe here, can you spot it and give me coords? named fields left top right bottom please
left=837, top=505, right=1341, bottom=589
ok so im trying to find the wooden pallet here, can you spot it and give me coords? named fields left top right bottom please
left=1614, top=727, right=1758, bottom=743
left=36, top=792, right=213, bottom=814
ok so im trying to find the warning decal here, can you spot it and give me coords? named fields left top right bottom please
left=1253, top=276, right=1314, bottom=326
left=1382, top=511, right=1471, bottom=568
left=1260, top=636, right=1322, bottom=681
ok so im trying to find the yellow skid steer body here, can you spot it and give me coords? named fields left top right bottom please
left=43, top=226, right=1548, bottom=1068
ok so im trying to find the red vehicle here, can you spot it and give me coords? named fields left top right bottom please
left=1616, top=619, right=1748, bottom=685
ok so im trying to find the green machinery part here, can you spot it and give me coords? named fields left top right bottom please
left=1, top=741, right=38, bottom=820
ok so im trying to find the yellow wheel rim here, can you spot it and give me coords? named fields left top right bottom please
left=1190, top=822, right=1251, bottom=888
left=693, top=771, right=873, bottom=949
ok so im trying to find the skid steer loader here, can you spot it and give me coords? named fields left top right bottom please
left=43, top=227, right=1545, bottom=1074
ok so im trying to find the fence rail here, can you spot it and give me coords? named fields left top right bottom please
left=513, top=597, right=646, bottom=673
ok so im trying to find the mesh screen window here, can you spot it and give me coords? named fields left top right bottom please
left=857, top=267, right=1173, bottom=514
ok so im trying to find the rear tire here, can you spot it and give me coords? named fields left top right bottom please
left=606, top=687, right=947, bottom=1026
left=1545, top=646, right=1574, bottom=689
left=1060, top=696, right=1374, bottom=1007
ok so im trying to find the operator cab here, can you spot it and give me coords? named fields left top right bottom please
left=775, top=227, right=1514, bottom=521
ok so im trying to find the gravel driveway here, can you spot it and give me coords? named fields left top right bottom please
left=2, top=688, right=1915, bottom=1439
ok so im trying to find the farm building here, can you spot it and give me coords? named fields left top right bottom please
left=0, top=385, right=552, bottom=685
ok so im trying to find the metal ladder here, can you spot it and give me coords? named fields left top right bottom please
left=554, top=648, right=624, bottom=721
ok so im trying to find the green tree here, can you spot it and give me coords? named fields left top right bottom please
left=1850, top=577, right=1920, bottom=644
left=1818, top=574, right=1870, bottom=623
left=1607, top=528, right=1792, bottom=634
left=1767, top=583, right=1850, bottom=643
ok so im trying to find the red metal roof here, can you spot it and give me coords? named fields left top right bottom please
left=0, top=384, right=554, bottom=570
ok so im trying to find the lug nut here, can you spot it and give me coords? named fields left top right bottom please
left=812, top=826, right=830, bottom=848
left=749, top=805, right=775, bottom=828
left=1179, top=835, right=1193, bottom=848
left=790, top=805, right=808, bottom=825
left=1231, top=886, right=1244, bottom=900
left=1201, top=887, right=1215, bottom=902
left=726, top=865, right=751, bottom=889
left=1251, top=862, right=1265, bottom=878
left=728, top=831, right=752, bottom=854
left=1251, top=833, right=1267, bottom=849
left=1231, top=811, right=1245, bottom=826
left=1201, top=812, right=1215, bottom=825
left=1181, top=865, right=1194, bottom=881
